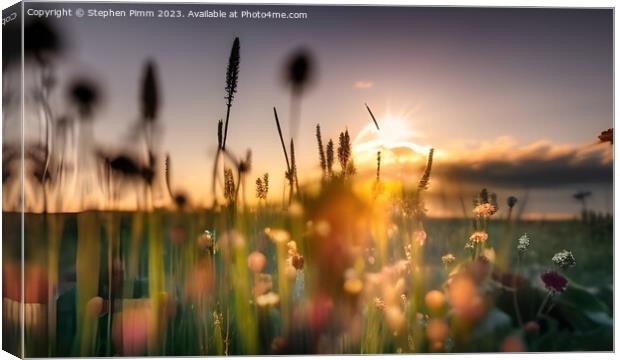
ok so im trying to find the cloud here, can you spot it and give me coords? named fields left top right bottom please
left=435, top=137, right=613, bottom=188
left=353, top=80, right=374, bottom=89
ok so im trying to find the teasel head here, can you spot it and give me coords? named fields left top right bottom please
left=225, top=37, right=240, bottom=107
left=141, top=60, right=160, bottom=122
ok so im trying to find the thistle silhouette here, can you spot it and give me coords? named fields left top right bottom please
left=284, top=49, right=314, bottom=140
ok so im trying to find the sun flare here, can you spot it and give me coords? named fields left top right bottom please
left=352, top=116, right=432, bottom=167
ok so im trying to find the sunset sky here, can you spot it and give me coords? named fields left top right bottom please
left=18, top=3, right=613, bottom=216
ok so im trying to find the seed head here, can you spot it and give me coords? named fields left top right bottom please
left=552, top=250, right=576, bottom=269
left=517, top=234, right=530, bottom=253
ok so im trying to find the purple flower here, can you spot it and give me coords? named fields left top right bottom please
left=540, top=271, right=567, bottom=293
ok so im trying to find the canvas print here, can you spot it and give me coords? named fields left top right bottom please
left=1, top=1, right=614, bottom=357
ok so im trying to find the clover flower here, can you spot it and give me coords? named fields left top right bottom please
left=551, top=250, right=576, bottom=269
left=473, top=203, right=497, bottom=217
left=540, top=271, right=568, bottom=293
left=517, top=234, right=530, bottom=253
left=469, top=231, right=488, bottom=243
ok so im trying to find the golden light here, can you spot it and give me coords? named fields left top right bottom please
left=352, top=116, right=431, bottom=167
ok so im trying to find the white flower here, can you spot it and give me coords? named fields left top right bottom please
left=517, top=234, right=530, bottom=253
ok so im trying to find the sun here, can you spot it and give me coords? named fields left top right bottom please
left=352, top=116, right=431, bottom=167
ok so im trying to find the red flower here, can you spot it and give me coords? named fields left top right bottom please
left=540, top=271, right=567, bottom=293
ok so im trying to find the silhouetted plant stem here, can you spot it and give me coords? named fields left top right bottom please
left=222, top=37, right=240, bottom=150
left=536, top=291, right=553, bottom=318
left=273, top=107, right=290, bottom=172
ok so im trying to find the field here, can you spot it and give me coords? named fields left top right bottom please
left=2, top=194, right=613, bottom=356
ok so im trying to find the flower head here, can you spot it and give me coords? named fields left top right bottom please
left=256, top=291, right=280, bottom=308
left=540, top=271, right=568, bottom=293
left=517, top=234, right=530, bottom=253
left=441, top=254, right=456, bottom=266
left=473, top=203, right=496, bottom=217
left=469, top=231, right=488, bottom=243
left=552, top=250, right=576, bottom=269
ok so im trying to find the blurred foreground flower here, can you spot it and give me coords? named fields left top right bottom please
left=540, top=271, right=567, bottom=293
left=248, top=251, right=267, bottom=273
left=112, top=299, right=153, bottom=356
left=441, top=253, right=455, bottom=266
left=469, top=231, right=488, bottom=243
